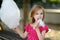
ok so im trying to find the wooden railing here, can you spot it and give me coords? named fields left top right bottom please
left=45, top=9, right=60, bottom=13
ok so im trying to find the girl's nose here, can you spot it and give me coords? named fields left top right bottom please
left=39, top=16, right=41, bottom=19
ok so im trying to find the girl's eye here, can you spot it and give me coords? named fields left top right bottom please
left=36, top=13, right=39, bottom=15
left=40, top=13, right=43, bottom=15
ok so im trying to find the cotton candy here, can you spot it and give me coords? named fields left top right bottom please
left=37, top=19, right=45, bottom=26
left=0, top=0, right=21, bottom=29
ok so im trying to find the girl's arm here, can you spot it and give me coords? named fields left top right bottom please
left=35, top=27, right=43, bottom=40
left=35, top=20, right=46, bottom=40
left=13, top=27, right=28, bottom=39
left=35, top=27, right=46, bottom=40
left=41, top=30, right=46, bottom=40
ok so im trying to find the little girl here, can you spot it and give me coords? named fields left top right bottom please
left=14, top=5, right=49, bottom=40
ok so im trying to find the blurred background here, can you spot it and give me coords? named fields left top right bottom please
left=0, top=0, right=60, bottom=40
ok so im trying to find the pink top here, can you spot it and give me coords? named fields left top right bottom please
left=24, top=23, right=49, bottom=40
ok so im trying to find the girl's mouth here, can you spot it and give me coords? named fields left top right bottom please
left=37, top=18, right=39, bottom=20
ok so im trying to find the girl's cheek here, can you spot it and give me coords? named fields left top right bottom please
left=41, top=15, right=43, bottom=19
left=34, top=16, right=39, bottom=21
left=34, top=16, right=37, bottom=20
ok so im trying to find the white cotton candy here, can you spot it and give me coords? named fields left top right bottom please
left=37, top=19, right=45, bottom=26
left=0, top=0, right=21, bottom=29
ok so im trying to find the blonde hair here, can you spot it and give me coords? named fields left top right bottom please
left=29, top=5, right=45, bottom=23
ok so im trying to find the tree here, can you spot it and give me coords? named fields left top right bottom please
left=23, top=0, right=30, bottom=26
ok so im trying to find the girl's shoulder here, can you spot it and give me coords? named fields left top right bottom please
left=25, top=23, right=30, bottom=26
left=44, top=25, right=49, bottom=33
left=44, top=25, right=48, bottom=28
left=39, top=24, right=49, bottom=33
left=24, top=22, right=31, bottom=29
left=24, top=23, right=31, bottom=32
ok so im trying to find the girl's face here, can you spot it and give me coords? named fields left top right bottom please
left=33, top=9, right=43, bottom=21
